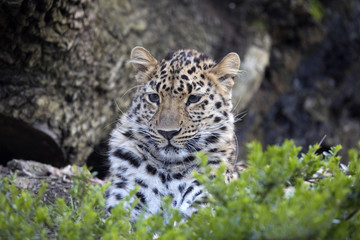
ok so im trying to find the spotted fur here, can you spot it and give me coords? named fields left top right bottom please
left=106, top=47, right=240, bottom=221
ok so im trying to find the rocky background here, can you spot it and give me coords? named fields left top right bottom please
left=0, top=0, right=359, bottom=178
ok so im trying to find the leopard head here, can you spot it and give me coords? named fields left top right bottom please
left=128, top=47, right=240, bottom=161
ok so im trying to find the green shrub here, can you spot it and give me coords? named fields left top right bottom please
left=308, top=0, right=325, bottom=21
left=1, top=140, right=360, bottom=239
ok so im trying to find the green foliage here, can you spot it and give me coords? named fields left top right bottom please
left=1, top=141, right=360, bottom=239
left=308, top=0, right=325, bottom=21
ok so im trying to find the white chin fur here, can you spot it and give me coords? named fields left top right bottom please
left=158, top=148, right=189, bottom=162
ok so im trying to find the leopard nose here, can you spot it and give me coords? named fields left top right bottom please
left=158, top=129, right=181, bottom=140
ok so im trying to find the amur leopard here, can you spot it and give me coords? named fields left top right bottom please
left=105, top=46, right=240, bottom=220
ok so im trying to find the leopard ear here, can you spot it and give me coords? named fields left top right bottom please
left=130, top=46, right=158, bottom=73
left=211, top=52, right=240, bottom=91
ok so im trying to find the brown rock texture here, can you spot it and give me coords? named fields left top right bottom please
left=0, top=0, right=264, bottom=166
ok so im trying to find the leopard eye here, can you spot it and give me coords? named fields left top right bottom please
left=187, top=95, right=202, bottom=105
left=148, top=93, right=160, bottom=103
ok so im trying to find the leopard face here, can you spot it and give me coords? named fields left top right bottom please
left=127, top=47, right=240, bottom=162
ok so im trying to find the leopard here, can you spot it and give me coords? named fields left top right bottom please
left=105, top=46, right=241, bottom=221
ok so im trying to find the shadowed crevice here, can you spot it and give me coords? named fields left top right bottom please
left=0, top=113, right=67, bottom=168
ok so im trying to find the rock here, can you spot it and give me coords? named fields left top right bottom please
left=233, top=32, right=271, bottom=112
left=0, top=0, right=258, bottom=166
left=231, top=0, right=360, bottom=160
left=1, top=159, right=104, bottom=203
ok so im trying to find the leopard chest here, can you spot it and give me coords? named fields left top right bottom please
left=108, top=142, right=203, bottom=216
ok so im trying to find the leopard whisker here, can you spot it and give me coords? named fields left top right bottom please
left=234, top=111, right=247, bottom=123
